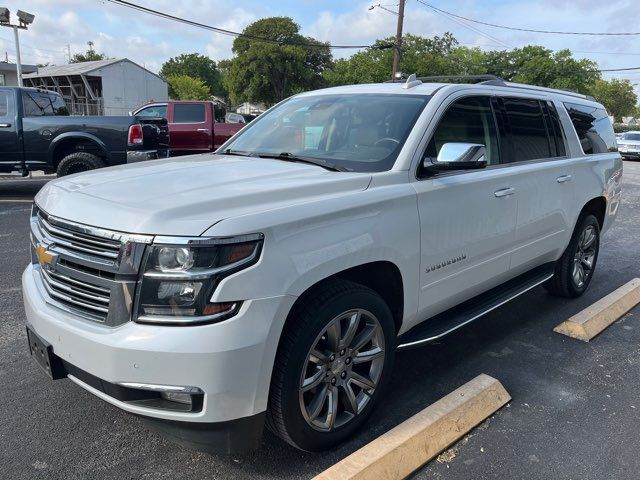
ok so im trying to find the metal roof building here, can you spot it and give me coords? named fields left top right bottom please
left=0, top=62, right=37, bottom=86
left=23, top=58, right=168, bottom=116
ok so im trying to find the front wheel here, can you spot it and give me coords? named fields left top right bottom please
left=266, top=279, right=396, bottom=451
left=546, top=214, right=600, bottom=297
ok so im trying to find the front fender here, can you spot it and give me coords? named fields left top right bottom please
left=207, top=182, right=421, bottom=328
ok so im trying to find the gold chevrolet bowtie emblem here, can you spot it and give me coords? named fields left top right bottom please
left=36, top=245, right=55, bottom=268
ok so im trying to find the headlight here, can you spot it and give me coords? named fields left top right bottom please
left=134, top=233, right=263, bottom=325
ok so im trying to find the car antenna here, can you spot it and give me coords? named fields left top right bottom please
left=403, top=73, right=423, bottom=90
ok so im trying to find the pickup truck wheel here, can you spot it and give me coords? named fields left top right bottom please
left=56, top=152, right=105, bottom=177
left=267, top=278, right=395, bottom=451
left=546, top=214, right=600, bottom=298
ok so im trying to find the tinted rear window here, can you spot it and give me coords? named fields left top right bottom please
left=173, top=104, right=205, bottom=123
left=502, top=98, right=551, bottom=162
left=564, top=102, right=616, bottom=154
left=22, top=91, right=68, bottom=116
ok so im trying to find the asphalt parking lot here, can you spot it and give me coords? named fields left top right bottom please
left=1, top=163, right=640, bottom=480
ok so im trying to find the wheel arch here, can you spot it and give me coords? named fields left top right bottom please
left=283, top=261, right=405, bottom=336
left=579, top=196, right=607, bottom=230
left=48, top=133, right=110, bottom=168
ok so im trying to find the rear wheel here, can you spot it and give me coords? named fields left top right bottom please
left=267, top=279, right=395, bottom=451
left=56, top=152, right=105, bottom=177
left=546, top=214, right=600, bottom=297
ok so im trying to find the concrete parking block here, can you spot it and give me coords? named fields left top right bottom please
left=313, top=374, right=510, bottom=480
left=554, top=278, right=640, bottom=342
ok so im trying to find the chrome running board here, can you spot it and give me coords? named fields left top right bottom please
left=397, top=263, right=555, bottom=350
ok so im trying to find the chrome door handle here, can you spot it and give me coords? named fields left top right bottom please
left=494, top=187, right=516, bottom=198
left=196, top=128, right=210, bottom=132
left=0, top=123, right=11, bottom=128
left=557, top=174, right=572, bottom=183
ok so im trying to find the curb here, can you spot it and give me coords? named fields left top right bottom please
left=554, top=278, right=640, bottom=342
left=313, top=374, right=511, bottom=480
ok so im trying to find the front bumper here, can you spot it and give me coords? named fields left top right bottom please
left=22, top=264, right=296, bottom=450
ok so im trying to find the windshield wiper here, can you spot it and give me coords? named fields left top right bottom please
left=254, top=152, right=349, bottom=172
left=221, top=148, right=256, bottom=157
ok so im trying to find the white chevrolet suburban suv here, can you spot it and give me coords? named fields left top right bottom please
left=23, top=75, right=622, bottom=453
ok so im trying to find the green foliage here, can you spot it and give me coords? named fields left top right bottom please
left=69, top=48, right=108, bottom=64
left=160, top=53, right=224, bottom=98
left=323, top=36, right=601, bottom=97
left=591, top=78, right=638, bottom=122
left=166, top=74, right=211, bottom=101
left=223, top=17, right=332, bottom=105
left=324, top=33, right=459, bottom=85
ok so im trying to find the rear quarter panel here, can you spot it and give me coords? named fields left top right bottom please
left=23, top=116, right=133, bottom=167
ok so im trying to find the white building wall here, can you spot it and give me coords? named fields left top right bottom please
left=96, top=60, right=168, bottom=115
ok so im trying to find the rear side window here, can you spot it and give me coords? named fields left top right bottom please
left=564, top=102, right=616, bottom=154
left=543, top=101, right=566, bottom=157
left=22, top=91, right=67, bottom=116
left=502, top=98, right=551, bottom=162
left=48, top=93, right=68, bottom=115
left=0, top=92, right=8, bottom=116
left=173, top=104, right=205, bottom=123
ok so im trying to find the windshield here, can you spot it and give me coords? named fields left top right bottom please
left=222, top=94, right=430, bottom=172
left=621, top=133, right=640, bottom=141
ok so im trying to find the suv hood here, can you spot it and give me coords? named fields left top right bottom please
left=35, top=155, right=372, bottom=236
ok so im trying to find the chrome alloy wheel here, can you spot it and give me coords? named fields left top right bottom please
left=298, top=309, right=386, bottom=432
left=572, top=224, right=597, bottom=288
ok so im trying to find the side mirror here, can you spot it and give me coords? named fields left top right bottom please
left=425, top=142, right=487, bottom=171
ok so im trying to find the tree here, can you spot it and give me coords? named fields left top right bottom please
left=324, top=33, right=458, bottom=86
left=591, top=79, right=638, bottom=122
left=166, top=74, right=211, bottom=100
left=70, top=42, right=108, bottom=63
left=160, top=53, right=224, bottom=98
left=223, top=17, right=332, bottom=105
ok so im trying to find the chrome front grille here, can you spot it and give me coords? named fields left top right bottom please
left=40, top=267, right=111, bottom=321
left=37, top=213, right=121, bottom=262
left=30, top=205, right=153, bottom=326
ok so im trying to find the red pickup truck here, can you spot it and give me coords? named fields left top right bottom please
left=132, top=101, right=244, bottom=156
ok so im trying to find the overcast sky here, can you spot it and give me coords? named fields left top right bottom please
left=2, top=0, right=639, bottom=86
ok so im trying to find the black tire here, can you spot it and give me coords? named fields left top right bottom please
left=546, top=213, right=600, bottom=298
left=266, top=278, right=396, bottom=451
left=56, top=152, right=105, bottom=177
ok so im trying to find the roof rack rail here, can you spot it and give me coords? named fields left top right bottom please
left=417, top=74, right=506, bottom=85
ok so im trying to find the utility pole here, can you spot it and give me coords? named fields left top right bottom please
left=66, top=44, right=71, bottom=62
left=12, top=25, right=22, bottom=85
left=391, top=0, right=406, bottom=80
left=0, top=8, right=35, bottom=87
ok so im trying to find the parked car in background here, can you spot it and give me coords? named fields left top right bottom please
left=226, top=112, right=258, bottom=124
left=0, top=87, right=169, bottom=176
left=23, top=77, right=621, bottom=454
left=617, top=131, right=640, bottom=160
left=133, top=100, right=244, bottom=156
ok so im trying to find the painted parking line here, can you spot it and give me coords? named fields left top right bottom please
left=0, top=199, right=33, bottom=203
left=313, top=374, right=510, bottom=480
left=554, top=278, right=640, bottom=342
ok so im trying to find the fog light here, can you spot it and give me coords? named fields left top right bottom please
left=161, top=391, right=193, bottom=405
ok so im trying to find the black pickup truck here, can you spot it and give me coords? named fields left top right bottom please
left=0, top=87, right=169, bottom=176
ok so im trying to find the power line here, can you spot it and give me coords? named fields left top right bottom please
left=421, top=1, right=511, bottom=49
left=106, top=0, right=393, bottom=50
left=416, top=1, right=640, bottom=36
